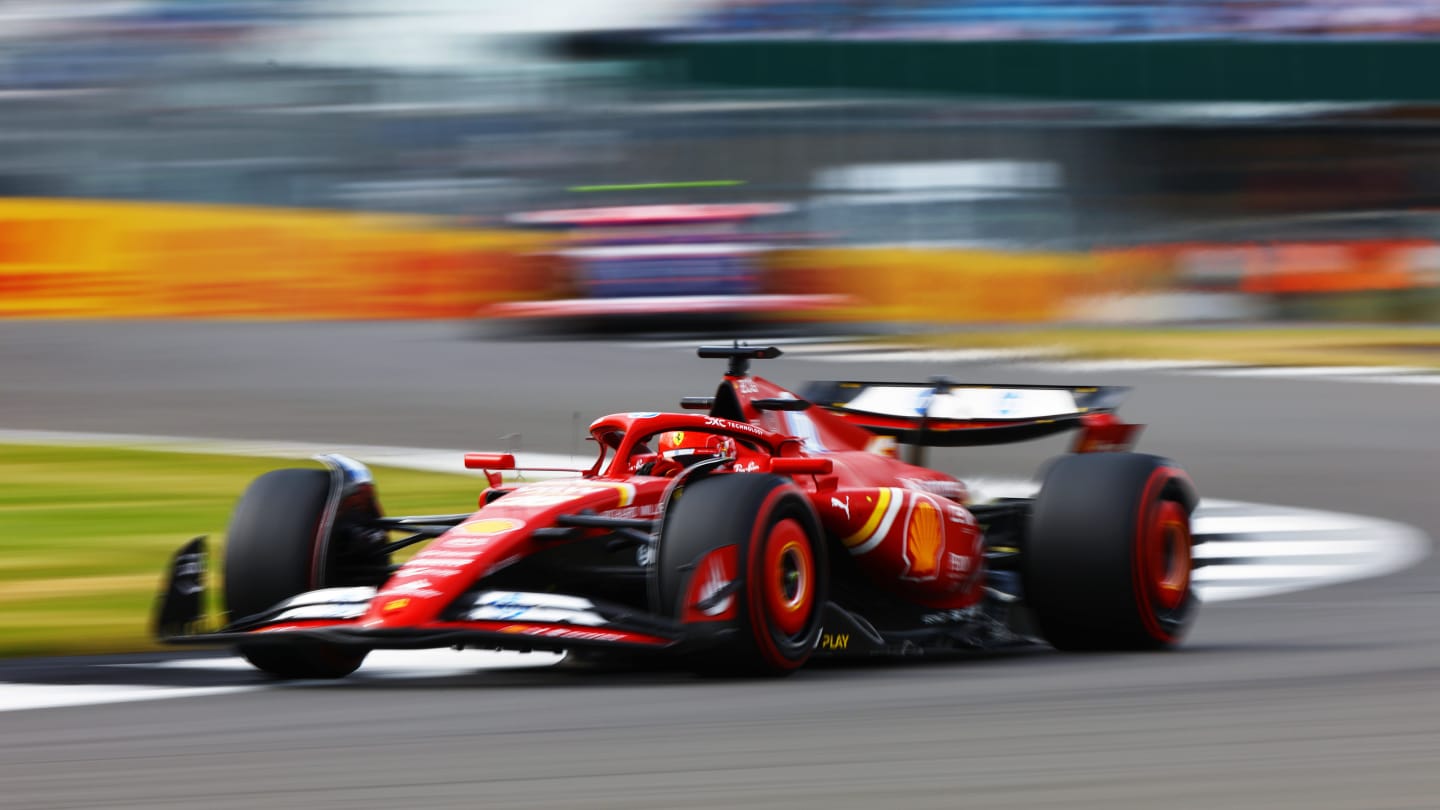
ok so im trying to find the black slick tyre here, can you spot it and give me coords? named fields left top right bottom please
left=1023, top=452, right=1198, bottom=651
left=223, top=468, right=368, bottom=679
left=657, top=473, right=827, bottom=676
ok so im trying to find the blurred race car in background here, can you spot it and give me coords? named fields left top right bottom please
left=487, top=203, right=847, bottom=332
left=156, top=344, right=1199, bottom=678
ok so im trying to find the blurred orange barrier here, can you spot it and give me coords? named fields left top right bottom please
left=20, top=197, right=1432, bottom=324
left=771, top=247, right=1117, bottom=324
left=0, top=199, right=551, bottom=319
left=1100, top=240, right=1440, bottom=296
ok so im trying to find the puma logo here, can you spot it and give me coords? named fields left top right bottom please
left=831, top=496, right=851, bottom=520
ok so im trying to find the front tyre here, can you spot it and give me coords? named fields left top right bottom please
left=1023, top=452, right=1198, bottom=651
left=224, top=468, right=368, bottom=679
left=657, top=473, right=828, bottom=676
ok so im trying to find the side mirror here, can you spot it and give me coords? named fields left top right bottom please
left=769, top=457, right=832, bottom=475
left=464, top=453, right=516, bottom=470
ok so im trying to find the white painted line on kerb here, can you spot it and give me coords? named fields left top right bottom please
left=1193, top=513, right=1378, bottom=535
left=1192, top=539, right=1384, bottom=559
left=966, top=479, right=1429, bottom=603
left=1195, top=564, right=1365, bottom=581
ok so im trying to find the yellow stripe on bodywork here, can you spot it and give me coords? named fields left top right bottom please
left=842, top=488, right=892, bottom=548
left=598, top=482, right=635, bottom=507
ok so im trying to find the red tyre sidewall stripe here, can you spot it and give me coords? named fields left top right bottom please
left=1153, top=501, right=1191, bottom=610
left=1131, top=467, right=1190, bottom=642
left=746, top=484, right=813, bottom=671
left=764, top=518, right=815, bottom=637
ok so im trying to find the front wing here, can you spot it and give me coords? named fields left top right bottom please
left=162, top=621, right=678, bottom=653
left=156, top=537, right=683, bottom=653
left=155, top=538, right=1028, bottom=660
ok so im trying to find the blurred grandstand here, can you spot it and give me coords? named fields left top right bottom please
left=682, top=0, right=1440, bottom=39
left=3, top=0, right=1440, bottom=324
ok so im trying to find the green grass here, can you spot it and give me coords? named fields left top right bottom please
left=0, top=444, right=486, bottom=658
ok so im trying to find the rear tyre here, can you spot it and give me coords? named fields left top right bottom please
left=657, top=474, right=827, bottom=676
left=224, top=468, right=368, bottom=679
left=1023, top=452, right=1197, bottom=651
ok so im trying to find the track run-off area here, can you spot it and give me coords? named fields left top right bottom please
left=3, top=321, right=1440, bottom=809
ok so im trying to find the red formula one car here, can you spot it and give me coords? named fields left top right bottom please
left=155, top=345, right=1199, bottom=678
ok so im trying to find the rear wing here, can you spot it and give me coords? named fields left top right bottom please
left=800, top=380, right=1140, bottom=450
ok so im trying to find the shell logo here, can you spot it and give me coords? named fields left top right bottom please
left=456, top=518, right=524, bottom=536
left=383, top=598, right=410, bottom=613
left=903, top=500, right=945, bottom=581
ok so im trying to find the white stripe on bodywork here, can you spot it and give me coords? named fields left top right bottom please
left=848, top=488, right=905, bottom=556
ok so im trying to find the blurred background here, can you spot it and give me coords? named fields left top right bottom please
left=7, top=7, right=1440, bottom=807
left=5, top=0, right=1440, bottom=328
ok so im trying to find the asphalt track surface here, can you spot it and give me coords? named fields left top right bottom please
left=3, top=321, right=1440, bottom=809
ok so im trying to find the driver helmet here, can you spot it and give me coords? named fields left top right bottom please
left=657, top=431, right=736, bottom=466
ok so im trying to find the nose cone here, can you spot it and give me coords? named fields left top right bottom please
left=363, top=516, right=532, bottom=626
left=359, top=478, right=655, bottom=628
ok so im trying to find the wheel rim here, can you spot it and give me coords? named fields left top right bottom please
left=1146, top=500, right=1191, bottom=611
left=763, top=518, right=815, bottom=638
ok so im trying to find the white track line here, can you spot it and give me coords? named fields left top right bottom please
left=647, top=340, right=1440, bottom=385
left=0, top=429, right=582, bottom=477
left=0, top=652, right=566, bottom=714
left=803, top=348, right=1061, bottom=364
left=1338, top=374, right=1440, bottom=386
left=638, top=335, right=878, bottom=349
left=759, top=342, right=920, bottom=356
left=1021, top=359, right=1241, bottom=373
left=1198, top=365, right=1433, bottom=378
left=0, top=684, right=251, bottom=714
left=124, top=649, right=564, bottom=678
